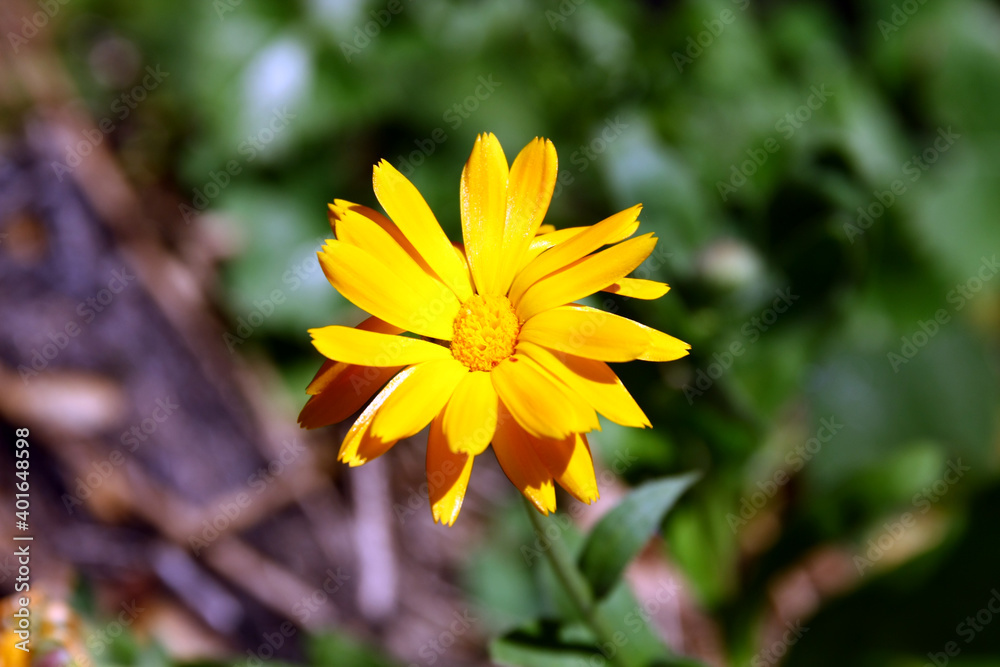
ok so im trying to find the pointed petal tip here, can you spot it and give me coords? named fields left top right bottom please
left=523, top=487, right=557, bottom=515
left=432, top=507, right=461, bottom=527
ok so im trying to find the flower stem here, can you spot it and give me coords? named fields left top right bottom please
left=522, top=498, right=634, bottom=667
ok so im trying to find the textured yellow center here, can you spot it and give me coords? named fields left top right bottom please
left=451, top=295, right=519, bottom=372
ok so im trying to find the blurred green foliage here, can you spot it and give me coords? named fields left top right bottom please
left=42, top=0, right=1000, bottom=664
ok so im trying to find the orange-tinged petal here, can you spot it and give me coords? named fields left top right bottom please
left=516, top=233, right=658, bottom=321
left=339, top=369, right=413, bottom=466
left=491, top=355, right=598, bottom=439
left=517, top=341, right=650, bottom=428
left=520, top=305, right=690, bottom=362
left=497, top=138, right=558, bottom=293
left=309, top=326, right=450, bottom=366
left=492, top=404, right=556, bottom=514
left=306, top=317, right=404, bottom=395
left=299, top=364, right=402, bottom=429
left=369, top=358, right=469, bottom=442
left=530, top=433, right=600, bottom=504
left=510, top=204, right=642, bottom=303
left=306, top=360, right=342, bottom=396
left=318, top=240, right=459, bottom=339
left=460, top=133, right=509, bottom=295
left=442, top=371, right=498, bottom=455
left=427, top=412, right=474, bottom=526
left=603, top=278, right=670, bottom=300
left=372, top=160, right=473, bottom=300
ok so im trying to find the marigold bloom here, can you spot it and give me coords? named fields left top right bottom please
left=300, top=133, right=689, bottom=525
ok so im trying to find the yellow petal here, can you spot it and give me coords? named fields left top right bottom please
left=530, top=433, right=599, bottom=505
left=309, top=326, right=450, bottom=367
left=306, top=317, right=404, bottom=395
left=639, top=327, right=694, bottom=361
left=331, top=204, right=454, bottom=297
left=372, top=160, right=473, bottom=300
left=525, top=220, right=640, bottom=262
left=520, top=226, right=603, bottom=272
left=318, top=240, right=459, bottom=340
left=369, top=358, right=468, bottom=442
left=442, top=371, right=498, bottom=455
left=299, top=364, right=403, bottom=429
left=491, top=404, right=556, bottom=514
left=603, top=278, right=670, bottom=300
left=516, top=233, right=657, bottom=321
left=520, top=305, right=691, bottom=362
left=497, top=138, right=558, bottom=293
left=491, top=355, right=598, bottom=440
left=427, top=412, right=474, bottom=526
left=460, top=133, right=509, bottom=295
left=339, top=369, right=413, bottom=466
left=517, top=341, right=650, bottom=428
left=510, top=204, right=642, bottom=303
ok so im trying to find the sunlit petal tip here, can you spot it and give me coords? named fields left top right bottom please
left=326, top=202, right=340, bottom=222
left=603, top=278, right=671, bottom=300
left=521, top=484, right=556, bottom=515
left=640, top=332, right=691, bottom=362
left=427, top=413, right=475, bottom=526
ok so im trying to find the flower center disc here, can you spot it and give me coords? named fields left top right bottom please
left=451, top=294, right=520, bottom=372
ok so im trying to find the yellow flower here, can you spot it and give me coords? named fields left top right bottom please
left=300, top=133, right=689, bottom=525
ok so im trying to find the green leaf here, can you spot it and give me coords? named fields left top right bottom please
left=578, top=472, right=701, bottom=599
left=489, top=622, right=603, bottom=667
left=308, top=632, right=400, bottom=667
left=490, top=620, right=710, bottom=667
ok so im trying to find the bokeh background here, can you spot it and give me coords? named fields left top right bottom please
left=1, top=0, right=1000, bottom=665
